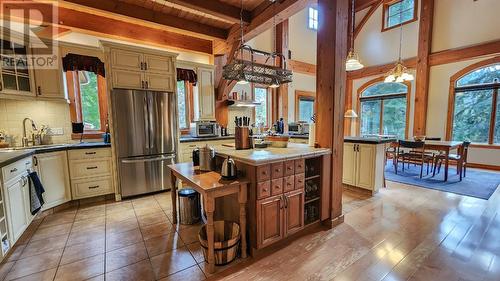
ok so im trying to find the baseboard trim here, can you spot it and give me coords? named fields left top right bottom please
left=467, top=163, right=500, bottom=171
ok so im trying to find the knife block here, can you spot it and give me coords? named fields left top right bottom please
left=235, top=127, right=252, bottom=150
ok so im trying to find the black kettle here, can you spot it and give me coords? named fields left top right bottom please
left=192, top=148, right=200, bottom=166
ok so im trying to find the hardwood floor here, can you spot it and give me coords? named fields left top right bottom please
left=216, top=180, right=500, bottom=281
left=1, top=178, right=498, bottom=280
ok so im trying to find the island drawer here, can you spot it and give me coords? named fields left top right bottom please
left=295, top=173, right=305, bottom=190
left=271, top=178, right=283, bottom=196
left=256, top=165, right=271, bottom=182
left=283, top=175, right=295, bottom=192
left=295, top=159, right=305, bottom=174
left=284, top=160, right=295, bottom=176
left=271, top=162, right=284, bottom=179
left=257, top=181, right=271, bottom=199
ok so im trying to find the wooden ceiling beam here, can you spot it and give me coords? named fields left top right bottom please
left=58, top=0, right=227, bottom=40
left=2, top=3, right=213, bottom=54
left=165, top=0, right=251, bottom=24
left=355, top=0, right=381, bottom=12
left=237, top=0, right=311, bottom=43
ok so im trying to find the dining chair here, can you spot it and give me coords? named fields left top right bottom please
left=433, top=141, right=471, bottom=181
left=395, top=140, right=434, bottom=178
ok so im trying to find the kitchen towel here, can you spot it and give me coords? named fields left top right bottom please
left=28, top=171, right=45, bottom=215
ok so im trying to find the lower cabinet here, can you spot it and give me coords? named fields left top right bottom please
left=342, top=142, right=385, bottom=193
left=6, top=177, right=28, bottom=242
left=68, top=148, right=114, bottom=199
left=34, top=151, right=71, bottom=210
left=284, top=189, right=304, bottom=236
left=256, top=189, right=304, bottom=248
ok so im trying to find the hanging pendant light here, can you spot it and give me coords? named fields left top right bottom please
left=384, top=3, right=413, bottom=83
left=269, top=77, right=280, bottom=88
left=346, top=0, right=364, bottom=71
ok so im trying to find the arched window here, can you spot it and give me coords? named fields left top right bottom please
left=358, top=79, right=409, bottom=138
left=448, top=59, right=500, bottom=144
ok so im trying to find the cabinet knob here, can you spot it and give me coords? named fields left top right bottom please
left=88, top=185, right=100, bottom=189
left=37, top=86, right=42, bottom=95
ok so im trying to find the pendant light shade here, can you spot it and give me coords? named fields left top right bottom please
left=346, top=50, right=364, bottom=71
left=346, top=0, right=364, bottom=72
left=269, top=78, right=280, bottom=88
left=344, top=109, right=358, bottom=118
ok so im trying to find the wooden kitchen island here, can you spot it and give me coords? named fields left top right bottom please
left=214, top=143, right=332, bottom=256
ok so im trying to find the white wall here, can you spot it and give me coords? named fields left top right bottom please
left=287, top=73, right=316, bottom=122
left=289, top=8, right=317, bottom=64
left=355, top=3, right=420, bottom=67
left=432, top=0, right=500, bottom=52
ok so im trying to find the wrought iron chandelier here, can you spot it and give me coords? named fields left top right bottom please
left=222, top=0, right=292, bottom=87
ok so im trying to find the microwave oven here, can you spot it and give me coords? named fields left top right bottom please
left=190, top=122, right=219, bottom=137
left=288, top=122, right=310, bottom=135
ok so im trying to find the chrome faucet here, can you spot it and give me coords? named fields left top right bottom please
left=22, top=118, right=37, bottom=147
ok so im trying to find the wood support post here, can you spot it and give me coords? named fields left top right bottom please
left=316, top=0, right=349, bottom=224
left=414, top=0, right=434, bottom=136
left=276, top=19, right=289, bottom=126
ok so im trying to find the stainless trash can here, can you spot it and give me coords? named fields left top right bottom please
left=178, top=188, right=201, bottom=225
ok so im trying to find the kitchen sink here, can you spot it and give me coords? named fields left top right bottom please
left=0, top=144, right=69, bottom=152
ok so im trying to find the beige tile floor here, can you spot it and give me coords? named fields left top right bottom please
left=0, top=192, right=207, bottom=281
left=2, top=177, right=499, bottom=281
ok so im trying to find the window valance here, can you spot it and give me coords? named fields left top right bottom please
left=176, top=68, right=197, bottom=86
left=62, top=53, right=105, bottom=77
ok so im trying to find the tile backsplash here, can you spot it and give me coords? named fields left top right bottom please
left=0, top=99, right=73, bottom=146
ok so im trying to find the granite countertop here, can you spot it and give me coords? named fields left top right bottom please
left=214, top=143, right=331, bottom=165
left=0, top=142, right=111, bottom=168
left=180, top=135, right=235, bottom=143
left=344, top=136, right=397, bottom=144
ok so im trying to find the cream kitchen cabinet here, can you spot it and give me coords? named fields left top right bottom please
left=342, top=142, right=386, bottom=194
left=68, top=148, right=114, bottom=199
left=33, top=151, right=71, bottom=210
left=196, top=67, right=215, bottom=121
left=1, top=157, right=34, bottom=245
left=31, top=45, right=65, bottom=100
left=0, top=38, right=36, bottom=98
left=103, top=43, right=177, bottom=92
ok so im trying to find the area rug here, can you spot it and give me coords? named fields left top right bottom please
left=384, top=161, right=500, bottom=200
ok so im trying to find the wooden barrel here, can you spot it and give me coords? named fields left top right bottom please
left=198, top=221, right=240, bottom=265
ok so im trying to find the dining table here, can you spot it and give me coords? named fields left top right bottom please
left=422, top=140, right=462, bottom=182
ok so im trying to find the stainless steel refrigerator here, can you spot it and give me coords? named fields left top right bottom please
left=111, top=89, right=178, bottom=198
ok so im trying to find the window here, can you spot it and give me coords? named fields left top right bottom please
left=449, top=61, right=500, bottom=144
left=176, top=80, right=192, bottom=130
left=66, top=70, right=108, bottom=139
left=308, top=7, right=318, bottom=30
left=383, top=0, right=417, bottom=31
left=295, top=90, right=315, bottom=122
left=358, top=80, right=409, bottom=138
left=254, top=87, right=269, bottom=127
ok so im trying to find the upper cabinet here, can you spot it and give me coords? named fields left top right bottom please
left=0, top=38, right=35, bottom=98
left=102, top=42, right=177, bottom=92
left=196, top=67, right=215, bottom=121
left=31, top=46, right=65, bottom=100
left=0, top=35, right=66, bottom=101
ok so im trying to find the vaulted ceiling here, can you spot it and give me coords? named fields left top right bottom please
left=2, top=0, right=382, bottom=54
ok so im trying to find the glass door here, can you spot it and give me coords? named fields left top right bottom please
left=0, top=39, right=34, bottom=96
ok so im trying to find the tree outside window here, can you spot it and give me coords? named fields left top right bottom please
left=79, top=71, right=100, bottom=130
left=383, top=0, right=417, bottom=30
left=359, top=81, right=408, bottom=138
left=177, top=80, right=188, bottom=129
left=254, top=87, right=268, bottom=127
left=451, top=63, right=500, bottom=144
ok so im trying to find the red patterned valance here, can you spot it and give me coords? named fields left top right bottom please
left=177, top=68, right=197, bottom=85
left=62, top=53, right=105, bottom=77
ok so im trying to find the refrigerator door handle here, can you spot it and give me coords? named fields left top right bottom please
left=143, top=95, right=150, bottom=151
left=121, top=155, right=175, bottom=164
left=148, top=93, right=155, bottom=152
